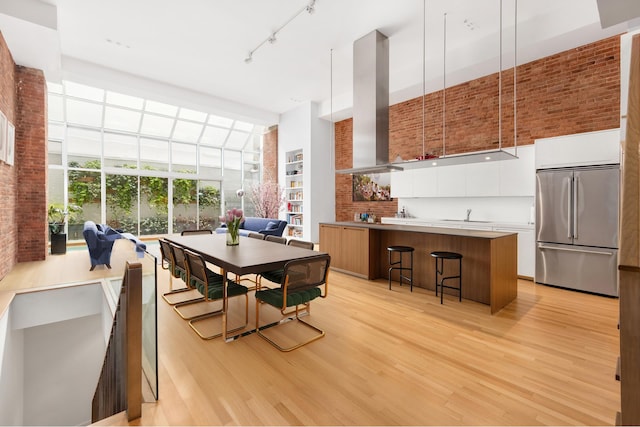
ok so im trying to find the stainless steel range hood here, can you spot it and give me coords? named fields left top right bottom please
left=337, top=30, right=402, bottom=175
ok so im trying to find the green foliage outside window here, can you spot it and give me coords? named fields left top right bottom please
left=65, top=160, right=221, bottom=233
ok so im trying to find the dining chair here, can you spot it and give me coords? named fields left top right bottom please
left=158, top=239, right=189, bottom=305
left=287, top=239, right=314, bottom=250
left=184, top=249, right=249, bottom=340
left=257, top=239, right=315, bottom=290
left=265, top=235, right=287, bottom=244
left=181, top=229, right=213, bottom=236
left=255, top=254, right=330, bottom=351
left=170, top=243, right=210, bottom=317
left=247, top=232, right=265, bottom=240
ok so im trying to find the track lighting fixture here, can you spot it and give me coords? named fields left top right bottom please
left=306, top=0, right=316, bottom=14
left=243, top=0, right=318, bottom=64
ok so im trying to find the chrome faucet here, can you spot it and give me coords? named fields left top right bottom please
left=465, top=209, right=472, bottom=222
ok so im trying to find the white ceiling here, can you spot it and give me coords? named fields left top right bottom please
left=0, top=0, right=635, bottom=125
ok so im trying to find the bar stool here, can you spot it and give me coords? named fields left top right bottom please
left=388, top=246, right=414, bottom=291
left=430, top=251, right=462, bottom=304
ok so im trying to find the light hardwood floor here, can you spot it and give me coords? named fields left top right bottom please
left=1, top=243, right=620, bottom=425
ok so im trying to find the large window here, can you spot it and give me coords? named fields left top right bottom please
left=47, top=80, right=264, bottom=239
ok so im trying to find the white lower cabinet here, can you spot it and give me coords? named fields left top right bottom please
left=493, top=227, right=535, bottom=277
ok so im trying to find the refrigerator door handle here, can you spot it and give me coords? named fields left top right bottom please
left=538, top=245, right=614, bottom=256
left=573, top=176, right=579, bottom=240
left=567, top=177, right=572, bottom=239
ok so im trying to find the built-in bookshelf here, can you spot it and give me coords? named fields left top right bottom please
left=285, top=149, right=304, bottom=238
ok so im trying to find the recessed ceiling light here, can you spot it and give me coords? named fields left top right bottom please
left=485, top=156, right=491, bottom=160
left=432, top=161, right=438, bottom=166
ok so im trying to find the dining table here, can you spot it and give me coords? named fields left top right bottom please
left=165, top=233, right=324, bottom=341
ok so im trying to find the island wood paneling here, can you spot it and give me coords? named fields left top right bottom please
left=320, top=222, right=517, bottom=314
left=319, top=224, right=378, bottom=279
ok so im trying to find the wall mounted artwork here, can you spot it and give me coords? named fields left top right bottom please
left=0, top=111, right=6, bottom=163
left=6, top=121, right=14, bottom=165
left=352, top=173, right=392, bottom=202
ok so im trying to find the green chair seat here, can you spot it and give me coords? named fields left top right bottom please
left=255, top=287, right=322, bottom=308
left=192, top=276, right=247, bottom=300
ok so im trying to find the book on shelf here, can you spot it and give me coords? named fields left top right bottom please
left=289, top=214, right=303, bottom=225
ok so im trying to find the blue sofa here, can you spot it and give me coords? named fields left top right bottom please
left=83, top=221, right=147, bottom=271
left=215, top=217, right=287, bottom=237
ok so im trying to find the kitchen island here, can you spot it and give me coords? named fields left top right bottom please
left=319, top=222, right=518, bottom=314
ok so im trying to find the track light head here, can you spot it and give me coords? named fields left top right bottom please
left=244, top=53, right=253, bottom=64
left=268, top=33, right=277, bottom=44
left=306, top=0, right=316, bottom=14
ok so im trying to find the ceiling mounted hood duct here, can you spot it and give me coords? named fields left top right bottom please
left=337, top=30, right=402, bottom=175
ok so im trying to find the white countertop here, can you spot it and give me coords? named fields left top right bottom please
left=380, top=217, right=534, bottom=230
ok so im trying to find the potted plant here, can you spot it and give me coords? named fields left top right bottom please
left=48, top=204, right=82, bottom=255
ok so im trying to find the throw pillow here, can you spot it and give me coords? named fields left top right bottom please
left=266, top=221, right=279, bottom=230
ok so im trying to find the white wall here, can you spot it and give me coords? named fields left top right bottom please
left=0, top=284, right=109, bottom=426
left=0, top=307, right=24, bottom=426
left=398, top=196, right=535, bottom=225
left=279, top=101, right=335, bottom=242
left=308, top=102, right=335, bottom=242
left=24, top=314, right=104, bottom=426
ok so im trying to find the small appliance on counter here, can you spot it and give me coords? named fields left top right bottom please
left=354, top=212, right=377, bottom=223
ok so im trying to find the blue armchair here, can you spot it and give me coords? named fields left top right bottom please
left=83, top=221, right=122, bottom=271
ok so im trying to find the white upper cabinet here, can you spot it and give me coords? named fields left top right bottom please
left=390, top=170, right=414, bottom=198
left=499, top=145, right=535, bottom=196
left=466, top=162, right=500, bottom=197
left=437, top=164, right=466, bottom=197
left=535, top=129, right=620, bottom=170
left=412, top=168, right=438, bottom=197
left=392, top=145, right=536, bottom=198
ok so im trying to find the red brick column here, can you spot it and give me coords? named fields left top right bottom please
left=262, top=125, right=278, bottom=183
left=16, top=66, right=47, bottom=263
left=0, top=33, right=17, bottom=278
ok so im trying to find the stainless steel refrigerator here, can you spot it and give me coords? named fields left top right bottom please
left=535, top=165, right=619, bottom=296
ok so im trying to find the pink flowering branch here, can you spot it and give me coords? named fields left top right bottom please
left=250, top=181, right=285, bottom=219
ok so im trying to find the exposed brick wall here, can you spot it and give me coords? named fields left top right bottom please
left=262, top=125, right=278, bottom=183
left=16, top=66, right=47, bottom=263
left=0, top=32, right=47, bottom=280
left=0, top=31, right=17, bottom=279
left=335, top=35, right=621, bottom=222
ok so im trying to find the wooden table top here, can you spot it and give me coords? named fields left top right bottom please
left=166, top=233, right=323, bottom=275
